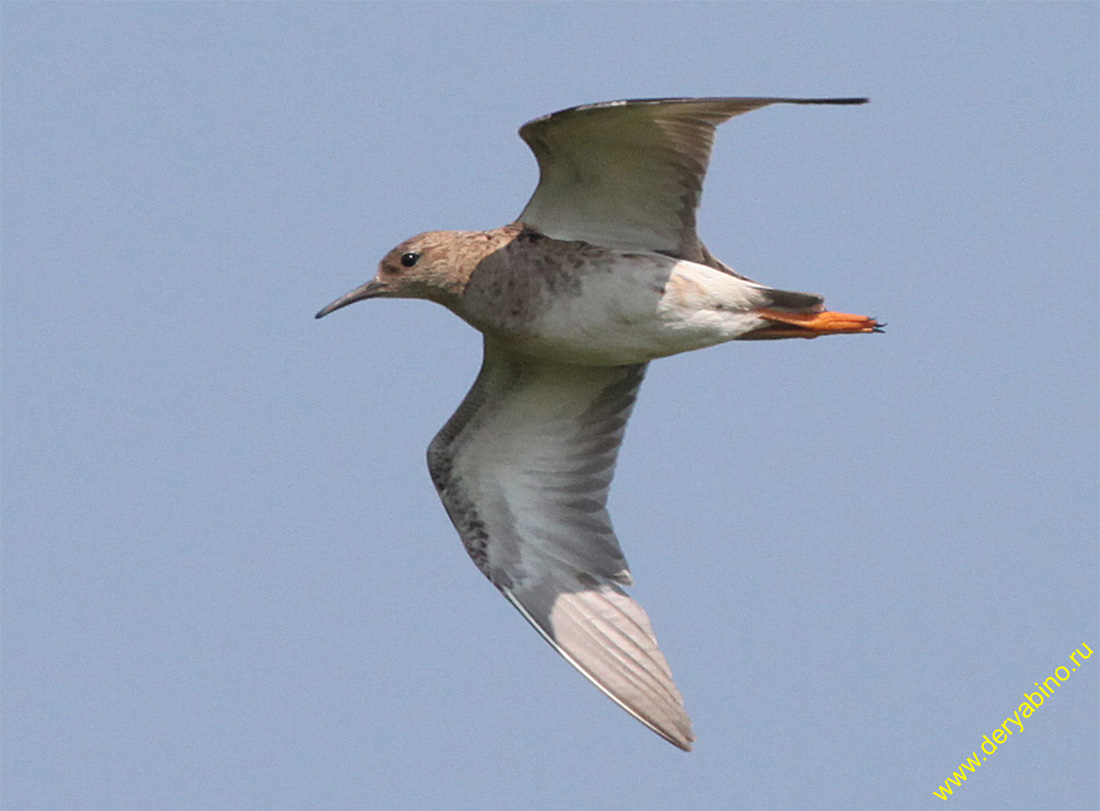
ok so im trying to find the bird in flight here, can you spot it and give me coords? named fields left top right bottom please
left=317, top=97, right=879, bottom=751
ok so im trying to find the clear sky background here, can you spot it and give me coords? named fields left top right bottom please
left=3, top=4, right=1097, bottom=810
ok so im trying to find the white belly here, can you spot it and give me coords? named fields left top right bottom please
left=507, top=253, right=773, bottom=366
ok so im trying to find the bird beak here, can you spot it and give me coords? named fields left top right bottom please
left=314, top=278, right=388, bottom=319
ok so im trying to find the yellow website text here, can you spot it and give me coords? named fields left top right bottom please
left=933, top=643, right=1093, bottom=801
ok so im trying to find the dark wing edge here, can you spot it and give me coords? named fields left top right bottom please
left=520, top=96, right=868, bottom=129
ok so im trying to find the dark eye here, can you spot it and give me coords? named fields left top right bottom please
left=400, top=252, right=420, bottom=268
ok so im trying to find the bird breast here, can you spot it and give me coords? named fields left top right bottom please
left=457, top=237, right=770, bottom=366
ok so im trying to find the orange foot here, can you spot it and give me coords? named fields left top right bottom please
left=746, top=308, right=884, bottom=339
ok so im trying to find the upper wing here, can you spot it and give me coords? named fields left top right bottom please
left=516, top=96, right=868, bottom=263
left=427, top=338, right=694, bottom=750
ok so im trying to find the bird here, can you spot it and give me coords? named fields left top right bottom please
left=316, top=97, right=879, bottom=751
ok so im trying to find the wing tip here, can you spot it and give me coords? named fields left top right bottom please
left=500, top=585, right=696, bottom=752
left=522, top=95, right=868, bottom=124
left=787, top=96, right=869, bottom=105
left=672, top=734, right=696, bottom=752
left=651, top=715, right=697, bottom=751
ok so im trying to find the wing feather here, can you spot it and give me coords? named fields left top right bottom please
left=428, top=338, right=694, bottom=749
left=516, top=96, right=868, bottom=264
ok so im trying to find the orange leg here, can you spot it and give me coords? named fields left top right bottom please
left=746, top=308, right=884, bottom=339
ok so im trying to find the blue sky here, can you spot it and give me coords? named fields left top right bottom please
left=2, top=3, right=1097, bottom=809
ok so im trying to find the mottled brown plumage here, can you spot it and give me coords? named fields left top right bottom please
left=317, top=97, right=877, bottom=750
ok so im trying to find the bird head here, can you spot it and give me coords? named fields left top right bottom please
left=315, top=231, right=470, bottom=319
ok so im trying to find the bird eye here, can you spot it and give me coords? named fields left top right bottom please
left=400, top=252, right=420, bottom=268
